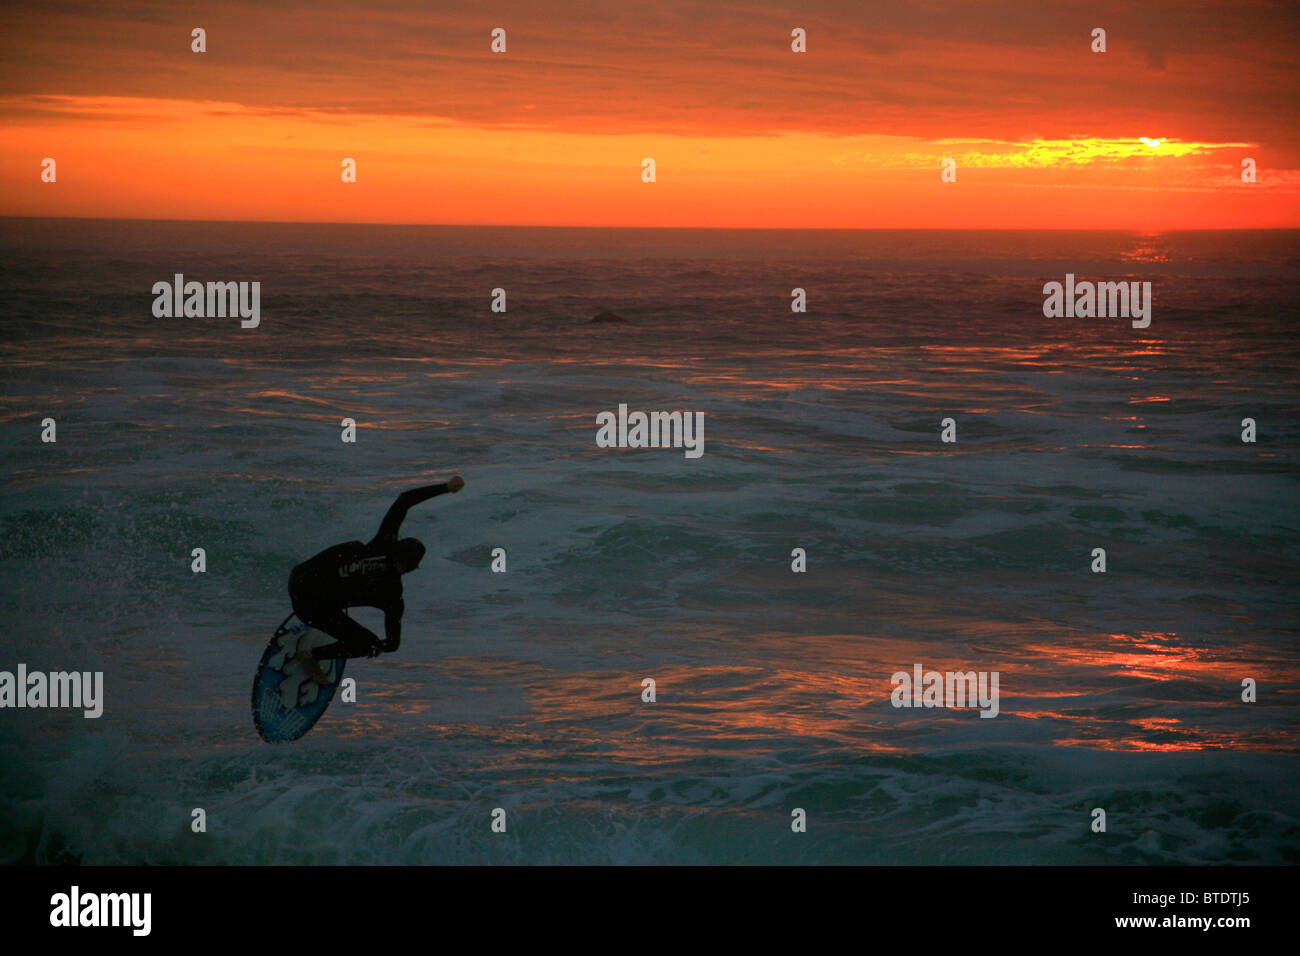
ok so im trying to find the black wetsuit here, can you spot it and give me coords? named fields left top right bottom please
left=288, top=483, right=452, bottom=660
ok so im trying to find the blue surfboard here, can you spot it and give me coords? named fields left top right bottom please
left=251, top=614, right=347, bottom=742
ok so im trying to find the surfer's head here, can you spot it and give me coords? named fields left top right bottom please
left=394, top=538, right=426, bottom=573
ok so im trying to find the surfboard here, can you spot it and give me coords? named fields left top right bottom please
left=251, top=614, right=347, bottom=742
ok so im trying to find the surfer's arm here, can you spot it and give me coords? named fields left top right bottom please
left=381, top=599, right=403, bottom=653
left=372, top=476, right=464, bottom=544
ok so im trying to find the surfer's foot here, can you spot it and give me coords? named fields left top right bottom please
left=294, top=649, right=331, bottom=686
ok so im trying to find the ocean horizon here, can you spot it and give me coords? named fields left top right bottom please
left=2, top=217, right=1297, bottom=864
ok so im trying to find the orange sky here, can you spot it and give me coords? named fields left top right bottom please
left=1, top=1, right=1297, bottom=228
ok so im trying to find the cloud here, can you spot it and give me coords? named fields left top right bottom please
left=1, top=0, right=1296, bottom=148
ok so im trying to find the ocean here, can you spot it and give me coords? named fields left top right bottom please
left=1, top=218, right=1298, bottom=864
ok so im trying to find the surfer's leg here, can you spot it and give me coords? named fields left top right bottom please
left=288, top=610, right=377, bottom=686
left=306, top=610, right=383, bottom=661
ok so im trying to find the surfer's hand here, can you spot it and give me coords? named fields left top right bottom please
left=448, top=475, right=465, bottom=492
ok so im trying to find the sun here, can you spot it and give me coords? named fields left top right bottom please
left=1139, top=137, right=1164, bottom=149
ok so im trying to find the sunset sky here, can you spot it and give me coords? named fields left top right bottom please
left=1, top=0, right=1297, bottom=228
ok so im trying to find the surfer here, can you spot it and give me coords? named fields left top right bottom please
left=288, top=476, right=465, bottom=683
